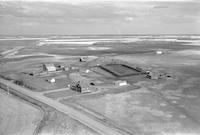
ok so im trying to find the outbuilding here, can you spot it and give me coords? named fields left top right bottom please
left=114, top=80, right=128, bottom=86
left=43, top=64, right=56, bottom=72
left=47, top=78, right=56, bottom=83
left=156, top=50, right=163, bottom=55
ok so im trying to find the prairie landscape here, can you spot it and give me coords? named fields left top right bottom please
left=1, top=35, right=200, bottom=135
left=1, top=0, right=200, bottom=134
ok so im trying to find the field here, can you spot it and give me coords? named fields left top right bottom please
left=19, top=73, right=70, bottom=92
left=0, top=89, right=42, bottom=135
left=61, top=50, right=200, bottom=134
left=44, top=90, right=79, bottom=100
left=37, top=111, right=101, bottom=135
left=100, top=64, right=141, bottom=77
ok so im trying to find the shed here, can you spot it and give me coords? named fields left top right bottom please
left=43, top=64, right=56, bottom=72
left=114, top=80, right=128, bottom=86
left=79, top=57, right=87, bottom=62
left=47, top=78, right=56, bottom=83
left=156, top=50, right=163, bottom=55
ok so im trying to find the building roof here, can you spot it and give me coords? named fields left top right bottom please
left=43, top=63, right=56, bottom=72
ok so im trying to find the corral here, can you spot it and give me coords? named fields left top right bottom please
left=100, top=64, right=143, bottom=77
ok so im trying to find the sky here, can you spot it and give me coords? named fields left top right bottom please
left=0, top=0, right=200, bottom=35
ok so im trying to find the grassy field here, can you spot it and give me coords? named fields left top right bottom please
left=0, top=89, right=42, bottom=135
left=44, top=90, right=79, bottom=100
left=61, top=44, right=200, bottom=134
left=37, top=108, right=101, bottom=135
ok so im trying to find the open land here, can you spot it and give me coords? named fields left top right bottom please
left=0, top=89, right=42, bottom=135
left=0, top=35, right=200, bottom=135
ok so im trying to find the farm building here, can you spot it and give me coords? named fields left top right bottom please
left=114, top=80, right=128, bottom=86
left=46, top=78, right=56, bottom=83
left=156, top=50, right=163, bottom=55
left=43, top=64, right=56, bottom=72
left=79, top=57, right=87, bottom=62
left=70, top=81, right=91, bottom=93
